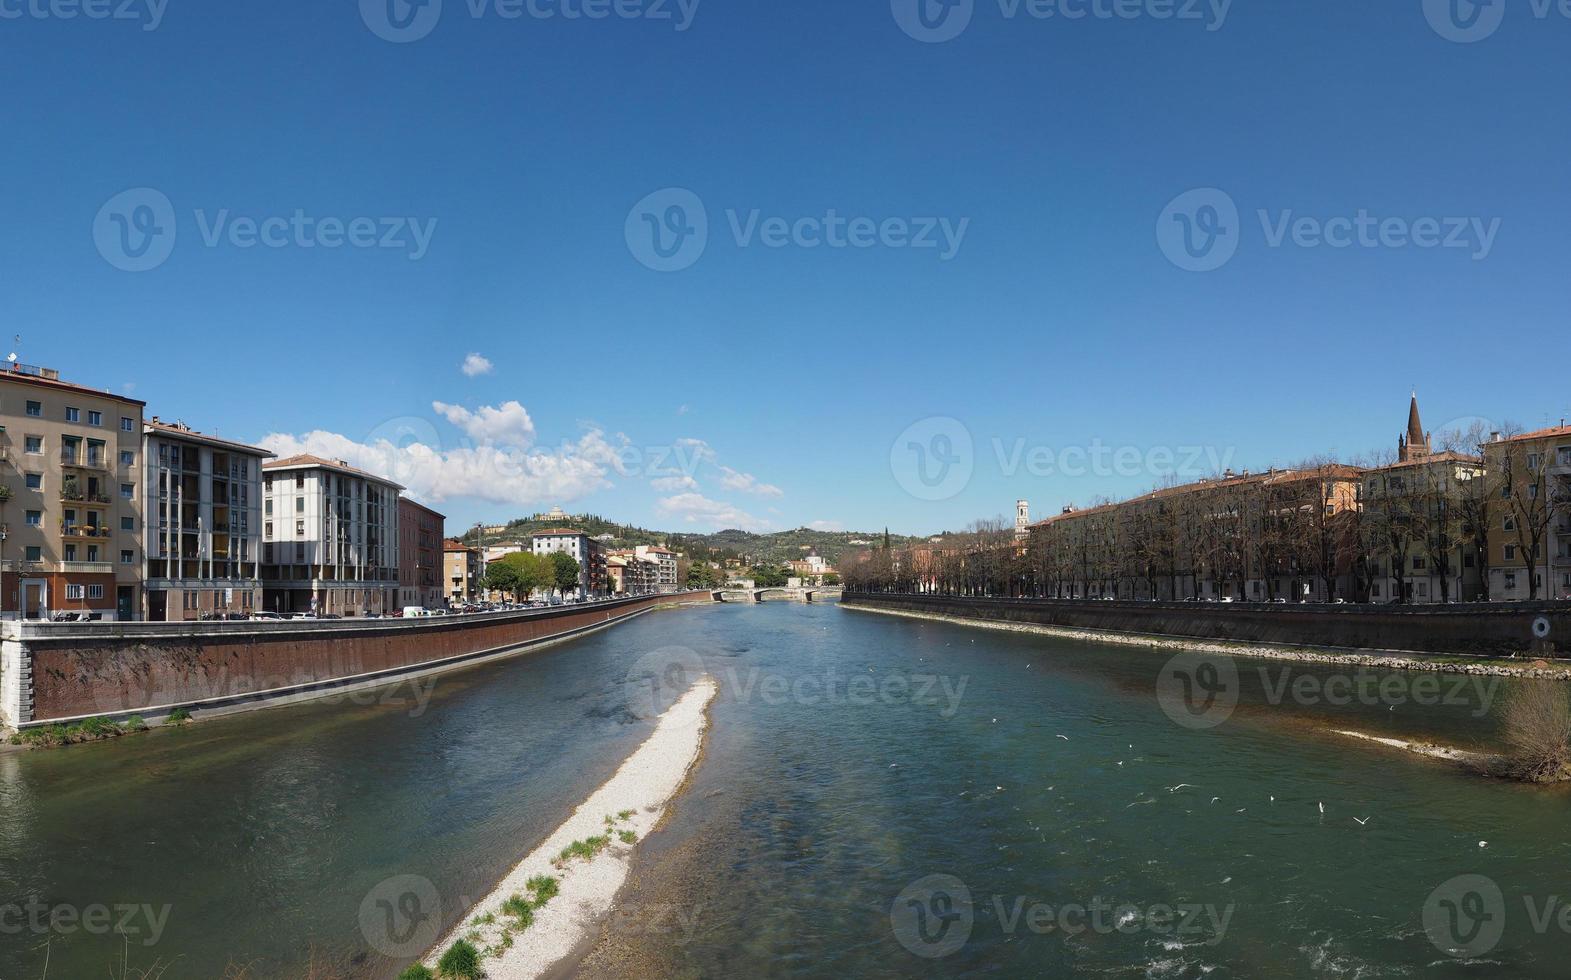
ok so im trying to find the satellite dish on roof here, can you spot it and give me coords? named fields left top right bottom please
left=5, top=353, right=15, bottom=363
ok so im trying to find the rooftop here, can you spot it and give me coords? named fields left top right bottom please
left=145, top=418, right=275, bottom=457
left=263, top=454, right=405, bottom=490
left=0, top=362, right=146, bottom=407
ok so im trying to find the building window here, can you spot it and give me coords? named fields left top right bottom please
left=25, top=510, right=41, bottom=526
left=66, top=585, right=85, bottom=600
left=88, top=411, right=102, bottom=426
left=296, top=497, right=304, bottom=513
left=265, top=500, right=272, bottom=515
left=1505, top=545, right=1517, bottom=561
left=121, top=483, right=134, bottom=499
left=1371, top=582, right=1381, bottom=597
left=24, top=436, right=42, bottom=454
left=1505, top=572, right=1517, bottom=590
left=65, top=407, right=80, bottom=422
left=121, top=416, right=134, bottom=431
left=1505, top=516, right=1516, bottom=531
left=1527, top=453, right=1542, bottom=471
left=295, top=520, right=304, bottom=536
left=121, top=550, right=134, bottom=564
left=121, top=517, right=135, bottom=531
left=264, top=521, right=273, bottom=539
left=25, top=473, right=41, bottom=490
left=25, top=546, right=41, bottom=562
left=1413, top=557, right=1426, bottom=570
left=1416, top=582, right=1428, bottom=598
left=88, top=585, right=104, bottom=600
left=120, top=450, right=134, bottom=466
left=25, top=400, right=41, bottom=417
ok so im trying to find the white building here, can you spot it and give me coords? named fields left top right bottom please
left=141, top=419, right=273, bottom=620
left=634, top=545, right=679, bottom=591
left=260, top=455, right=402, bottom=616
left=532, top=528, right=603, bottom=597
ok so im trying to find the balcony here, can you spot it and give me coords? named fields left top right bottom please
left=60, top=488, right=112, bottom=504
left=60, top=450, right=109, bottom=472
left=61, top=524, right=113, bottom=539
left=0, top=559, right=54, bottom=573
left=61, top=561, right=113, bottom=575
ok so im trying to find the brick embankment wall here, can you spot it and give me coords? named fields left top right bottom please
left=841, top=593, right=1570, bottom=660
left=3, top=593, right=711, bottom=728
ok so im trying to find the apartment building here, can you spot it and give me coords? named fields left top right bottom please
left=1028, top=464, right=1364, bottom=602
left=443, top=539, right=482, bottom=604
left=397, top=497, right=445, bottom=610
left=607, top=549, right=659, bottom=594
left=531, top=528, right=607, bottom=597
left=1, top=364, right=145, bottom=620
left=1483, top=423, right=1571, bottom=601
left=634, top=545, right=679, bottom=592
left=142, top=418, right=273, bottom=621
left=261, top=455, right=402, bottom=616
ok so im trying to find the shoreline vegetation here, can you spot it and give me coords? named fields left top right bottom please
left=846, top=601, right=1571, bottom=783
left=413, top=674, right=718, bottom=979
left=842, top=600, right=1571, bottom=679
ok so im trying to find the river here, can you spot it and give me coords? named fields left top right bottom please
left=1, top=602, right=1567, bottom=978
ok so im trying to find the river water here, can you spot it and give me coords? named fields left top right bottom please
left=1, top=602, right=1567, bottom=978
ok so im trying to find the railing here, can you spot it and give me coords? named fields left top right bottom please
left=61, top=525, right=113, bottom=539
left=60, top=561, right=113, bottom=574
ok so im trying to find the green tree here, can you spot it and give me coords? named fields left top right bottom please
left=484, top=560, right=521, bottom=600
left=751, top=565, right=790, bottom=587
left=686, top=562, right=720, bottom=589
left=550, top=551, right=581, bottom=596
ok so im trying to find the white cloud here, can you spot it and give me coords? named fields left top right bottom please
left=650, top=474, right=700, bottom=492
left=673, top=437, right=716, bottom=463
left=257, top=426, right=618, bottom=507
left=718, top=465, right=784, bottom=497
left=432, top=400, right=536, bottom=448
left=676, top=404, right=690, bottom=416
left=808, top=520, right=843, bottom=532
left=655, top=493, right=771, bottom=532
left=461, top=352, right=494, bottom=377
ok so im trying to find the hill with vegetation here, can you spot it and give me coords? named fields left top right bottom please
left=460, top=513, right=929, bottom=567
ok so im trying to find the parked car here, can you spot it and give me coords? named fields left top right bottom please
left=402, top=606, right=427, bottom=618
left=250, top=611, right=284, bottom=621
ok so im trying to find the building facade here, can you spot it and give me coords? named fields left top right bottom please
left=261, top=455, right=402, bottom=616
left=1483, top=424, right=1571, bottom=601
left=634, top=545, right=678, bottom=592
left=397, top=497, right=445, bottom=610
left=443, top=539, right=483, bottom=604
left=531, top=529, right=607, bottom=597
left=141, top=419, right=272, bottom=621
left=1, top=364, right=145, bottom=620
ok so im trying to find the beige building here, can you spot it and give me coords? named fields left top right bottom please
left=1483, top=423, right=1571, bottom=601
left=444, top=538, right=482, bottom=604
left=141, top=419, right=273, bottom=621
left=1358, top=398, right=1486, bottom=604
left=1, top=364, right=145, bottom=620
left=261, top=455, right=402, bottom=616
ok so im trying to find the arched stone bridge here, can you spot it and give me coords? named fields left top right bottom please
left=712, top=586, right=843, bottom=603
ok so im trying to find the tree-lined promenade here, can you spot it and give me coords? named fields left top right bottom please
left=847, top=413, right=1571, bottom=605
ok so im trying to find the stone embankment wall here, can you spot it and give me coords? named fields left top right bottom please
left=0, top=593, right=711, bottom=729
left=842, top=593, right=1568, bottom=660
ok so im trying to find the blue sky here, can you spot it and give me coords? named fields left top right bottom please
left=4, top=0, right=1567, bottom=535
